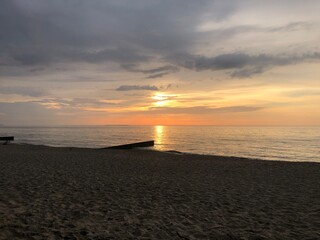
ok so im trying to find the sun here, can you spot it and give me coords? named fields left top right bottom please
left=152, top=93, right=170, bottom=101
left=151, top=93, right=174, bottom=107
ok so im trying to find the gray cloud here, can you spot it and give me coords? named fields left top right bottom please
left=1, top=0, right=319, bottom=80
left=116, top=85, right=159, bottom=91
left=0, top=87, right=47, bottom=97
left=146, top=72, right=171, bottom=79
left=10, top=47, right=151, bottom=66
left=173, top=52, right=320, bottom=78
left=122, top=64, right=179, bottom=78
left=204, top=21, right=314, bottom=41
left=0, top=0, right=234, bottom=69
left=140, top=65, right=179, bottom=74
left=71, top=48, right=150, bottom=65
left=231, top=66, right=265, bottom=78
left=13, top=54, right=49, bottom=66
left=269, top=21, right=313, bottom=32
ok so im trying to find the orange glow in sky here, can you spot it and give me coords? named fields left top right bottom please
left=1, top=2, right=320, bottom=126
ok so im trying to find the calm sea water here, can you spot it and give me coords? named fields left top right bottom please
left=0, top=126, right=319, bottom=162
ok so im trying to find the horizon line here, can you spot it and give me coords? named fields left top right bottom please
left=1, top=124, right=320, bottom=128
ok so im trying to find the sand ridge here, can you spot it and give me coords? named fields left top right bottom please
left=0, top=144, right=319, bottom=239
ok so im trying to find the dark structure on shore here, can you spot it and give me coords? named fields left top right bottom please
left=0, top=136, right=14, bottom=145
left=103, top=140, right=154, bottom=149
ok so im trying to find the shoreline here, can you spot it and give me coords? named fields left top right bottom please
left=1, top=144, right=319, bottom=239
left=13, top=142, right=320, bottom=164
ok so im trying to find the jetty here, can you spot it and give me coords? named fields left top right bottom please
left=103, top=140, right=154, bottom=149
left=0, top=136, right=14, bottom=145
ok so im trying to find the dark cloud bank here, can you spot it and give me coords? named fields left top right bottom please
left=1, top=0, right=319, bottom=79
left=1, top=0, right=227, bottom=66
left=174, top=52, right=320, bottom=78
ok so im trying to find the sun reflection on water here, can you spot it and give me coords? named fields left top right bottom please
left=154, top=125, right=165, bottom=150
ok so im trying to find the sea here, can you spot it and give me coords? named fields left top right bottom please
left=0, top=126, right=319, bottom=162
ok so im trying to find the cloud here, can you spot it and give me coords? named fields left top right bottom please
left=0, top=87, right=48, bottom=97
left=140, top=65, right=179, bottom=74
left=1, top=0, right=319, bottom=80
left=10, top=47, right=150, bottom=66
left=13, top=54, right=49, bottom=66
left=146, top=72, right=172, bottom=79
left=147, top=105, right=263, bottom=114
left=116, top=85, right=159, bottom=91
left=230, top=66, right=265, bottom=78
left=269, top=21, right=313, bottom=32
left=33, top=98, right=120, bottom=109
left=122, top=64, right=180, bottom=78
left=286, top=90, right=320, bottom=97
left=74, top=48, right=150, bottom=65
left=172, top=52, right=320, bottom=78
left=0, top=0, right=234, bottom=69
left=200, top=21, right=313, bottom=36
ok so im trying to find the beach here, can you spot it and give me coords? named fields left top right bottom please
left=0, top=144, right=319, bottom=240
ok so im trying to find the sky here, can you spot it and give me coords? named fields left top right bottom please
left=0, top=0, right=320, bottom=126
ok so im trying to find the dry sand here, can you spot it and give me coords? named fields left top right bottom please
left=0, top=144, right=319, bottom=240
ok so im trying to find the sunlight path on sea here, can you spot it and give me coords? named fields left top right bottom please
left=154, top=125, right=165, bottom=151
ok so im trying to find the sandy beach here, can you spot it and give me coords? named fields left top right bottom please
left=0, top=144, right=319, bottom=240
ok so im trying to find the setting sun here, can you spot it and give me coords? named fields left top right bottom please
left=151, top=93, right=177, bottom=107
left=152, top=93, right=169, bottom=101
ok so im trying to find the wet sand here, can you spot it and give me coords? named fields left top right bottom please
left=0, top=144, right=319, bottom=239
